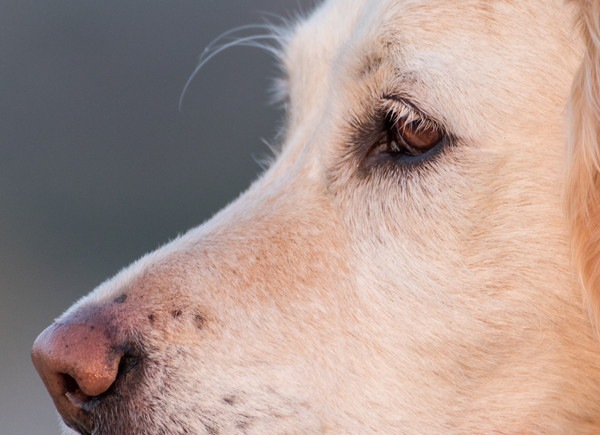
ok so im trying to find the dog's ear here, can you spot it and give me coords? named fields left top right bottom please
left=567, top=0, right=600, bottom=333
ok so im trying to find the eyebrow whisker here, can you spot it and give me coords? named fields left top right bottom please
left=179, top=34, right=281, bottom=111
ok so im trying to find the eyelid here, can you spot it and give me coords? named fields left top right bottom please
left=384, top=100, right=422, bottom=128
left=382, top=95, right=448, bottom=136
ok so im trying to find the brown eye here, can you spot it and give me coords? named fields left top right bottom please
left=389, top=119, right=443, bottom=156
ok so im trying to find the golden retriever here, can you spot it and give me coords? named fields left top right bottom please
left=31, top=0, right=600, bottom=433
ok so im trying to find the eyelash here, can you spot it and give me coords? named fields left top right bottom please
left=385, top=100, right=422, bottom=127
left=383, top=98, right=443, bottom=140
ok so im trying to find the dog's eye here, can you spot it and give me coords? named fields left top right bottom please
left=387, top=117, right=443, bottom=157
left=358, top=100, right=449, bottom=170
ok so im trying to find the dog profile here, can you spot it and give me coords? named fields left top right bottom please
left=31, top=0, right=600, bottom=433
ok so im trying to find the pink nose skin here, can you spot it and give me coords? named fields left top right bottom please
left=31, top=321, right=125, bottom=433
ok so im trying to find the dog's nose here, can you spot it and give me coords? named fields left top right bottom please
left=31, top=321, right=125, bottom=433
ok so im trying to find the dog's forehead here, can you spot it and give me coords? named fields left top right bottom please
left=284, top=0, right=580, bottom=141
left=289, top=0, right=574, bottom=69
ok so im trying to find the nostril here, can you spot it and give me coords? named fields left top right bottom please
left=62, top=373, right=94, bottom=409
left=63, top=373, right=79, bottom=394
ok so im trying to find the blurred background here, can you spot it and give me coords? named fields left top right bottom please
left=0, top=0, right=313, bottom=432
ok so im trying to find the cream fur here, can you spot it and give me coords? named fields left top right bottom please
left=568, top=0, right=600, bottom=335
left=38, top=0, right=600, bottom=433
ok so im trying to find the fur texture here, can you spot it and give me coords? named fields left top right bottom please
left=35, top=0, right=600, bottom=433
left=568, top=0, right=600, bottom=334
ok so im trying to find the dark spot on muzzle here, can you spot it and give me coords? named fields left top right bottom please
left=113, top=294, right=127, bottom=304
left=222, top=395, right=237, bottom=405
left=194, top=314, right=206, bottom=329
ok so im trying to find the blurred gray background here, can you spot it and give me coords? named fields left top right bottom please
left=0, top=0, right=314, bottom=433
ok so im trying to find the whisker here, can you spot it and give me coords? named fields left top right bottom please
left=253, top=137, right=279, bottom=170
left=179, top=34, right=280, bottom=111
left=199, top=24, right=275, bottom=61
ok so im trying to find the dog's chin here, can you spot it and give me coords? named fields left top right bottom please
left=58, top=405, right=182, bottom=435
left=56, top=380, right=321, bottom=435
left=59, top=405, right=322, bottom=435
left=59, top=419, right=79, bottom=435
left=55, top=376, right=178, bottom=435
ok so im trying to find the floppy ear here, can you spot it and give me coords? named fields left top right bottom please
left=567, top=0, right=600, bottom=333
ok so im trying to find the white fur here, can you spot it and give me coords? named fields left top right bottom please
left=51, top=0, right=600, bottom=432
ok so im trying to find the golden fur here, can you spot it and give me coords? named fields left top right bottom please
left=568, top=0, right=600, bottom=334
left=33, top=0, right=600, bottom=433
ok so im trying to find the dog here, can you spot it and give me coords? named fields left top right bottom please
left=31, top=0, right=600, bottom=433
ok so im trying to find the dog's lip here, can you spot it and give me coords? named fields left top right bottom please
left=72, top=362, right=150, bottom=434
left=58, top=358, right=143, bottom=435
left=54, top=394, right=94, bottom=435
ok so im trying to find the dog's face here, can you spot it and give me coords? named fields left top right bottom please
left=33, top=0, right=600, bottom=433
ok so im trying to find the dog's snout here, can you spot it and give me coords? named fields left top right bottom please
left=31, top=321, right=126, bottom=433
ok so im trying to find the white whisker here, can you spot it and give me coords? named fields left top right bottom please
left=200, top=24, right=274, bottom=61
left=179, top=34, right=281, bottom=111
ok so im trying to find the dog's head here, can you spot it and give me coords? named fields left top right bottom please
left=32, top=0, right=600, bottom=433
